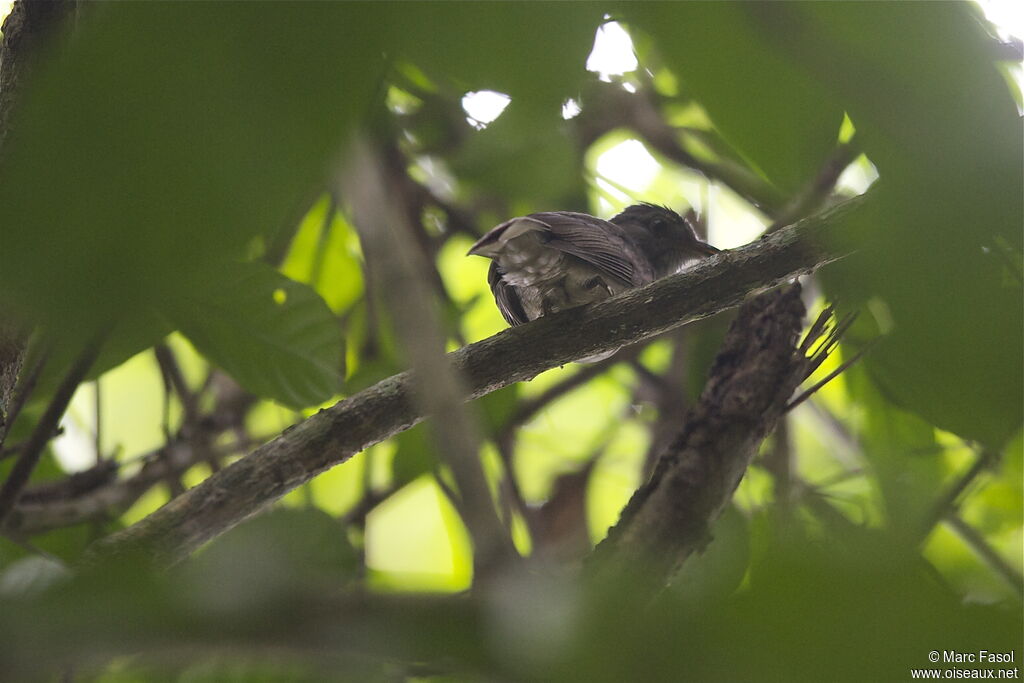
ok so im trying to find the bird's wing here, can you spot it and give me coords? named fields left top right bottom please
left=467, top=216, right=549, bottom=258
left=530, top=212, right=640, bottom=286
left=488, top=261, right=530, bottom=326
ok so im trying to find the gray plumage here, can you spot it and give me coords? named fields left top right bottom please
left=467, top=204, right=719, bottom=328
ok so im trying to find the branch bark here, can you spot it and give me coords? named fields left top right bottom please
left=587, top=284, right=815, bottom=592
left=82, top=192, right=867, bottom=567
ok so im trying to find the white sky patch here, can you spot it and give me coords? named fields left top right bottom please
left=586, top=22, right=638, bottom=81
left=561, top=98, right=582, bottom=120
left=707, top=183, right=767, bottom=249
left=977, top=0, right=1023, bottom=41
left=594, top=177, right=633, bottom=205
left=51, top=385, right=98, bottom=473
left=595, top=138, right=659, bottom=192
left=461, top=90, right=511, bottom=129
left=976, top=0, right=1024, bottom=94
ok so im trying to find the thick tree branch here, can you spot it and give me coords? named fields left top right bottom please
left=587, top=285, right=816, bottom=591
left=83, top=193, right=866, bottom=567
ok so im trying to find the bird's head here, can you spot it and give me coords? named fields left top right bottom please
left=610, top=203, right=718, bottom=278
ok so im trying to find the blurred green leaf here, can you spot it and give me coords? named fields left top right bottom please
left=670, top=503, right=750, bottom=607
left=820, top=167, right=1021, bottom=450
left=22, top=310, right=172, bottom=404
left=380, top=3, right=600, bottom=206
left=625, top=3, right=1021, bottom=447
left=280, top=198, right=366, bottom=316
left=164, top=262, right=343, bottom=409
left=392, top=424, right=437, bottom=488
left=625, top=3, right=844, bottom=195
left=478, top=384, right=520, bottom=436
left=844, top=361, right=945, bottom=538
left=381, top=3, right=600, bottom=105
left=0, top=3, right=381, bottom=342
left=451, top=102, right=584, bottom=206
left=183, top=507, right=360, bottom=606
left=766, top=3, right=1022, bottom=448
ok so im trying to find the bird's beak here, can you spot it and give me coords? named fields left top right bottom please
left=695, top=241, right=720, bottom=257
left=467, top=234, right=497, bottom=258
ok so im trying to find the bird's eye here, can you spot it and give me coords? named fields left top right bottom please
left=651, top=219, right=667, bottom=231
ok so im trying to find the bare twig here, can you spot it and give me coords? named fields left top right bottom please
left=765, top=416, right=793, bottom=525
left=944, top=512, right=1024, bottom=597
left=920, top=448, right=997, bottom=540
left=92, top=377, right=102, bottom=463
left=766, top=140, right=861, bottom=233
left=497, top=355, right=623, bottom=447
left=575, top=84, right=787, bottom=214
left=154, top=344, right=199, bottom=427
left=0, top=339, right=101, bottom=528
left=785, top=338, right=875, bottom=412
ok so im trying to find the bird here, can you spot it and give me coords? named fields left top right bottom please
left=467, top=203, right=719, bottom=329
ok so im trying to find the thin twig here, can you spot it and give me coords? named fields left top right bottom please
left=0, top=338, right=101, bottom=527
left=154, top=344, right=198, bottom=426
left=920, top=447, right=996, bottom=539
left=786, top=338, right=876, bottom=412
left=766, top=416, right=793, bottom=524
left=93, top=377, right=102, bottom=464
left=766, top=139, right=861, bottom=234
left=308, top=193, right=338, bottom=289
left=497, top=358, right=620, bottom=445
left=798, top=304, right=835, bottom=354
left=944, top=512, right=1024, bottom=597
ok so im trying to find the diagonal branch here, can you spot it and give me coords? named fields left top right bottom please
left=587, top=284, right=819, bottom=592
left=83, top=192, right=868, bottom=567
left=0, top=339, right=100, bottom=527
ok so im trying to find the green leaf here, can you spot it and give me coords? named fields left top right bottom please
left=183, top=507, right=360, bottom=600
left=391, top=424, right=437, bottom=488
left=23, top=309, right=173, bottom=402
left=843, top=361, right=945, bottom=537
left=451, top=102, right=584, bottom=206
left=279, top=198, right=365, bottom=316
left=670, top=504, right=750, bottom=607
left=0, top=3, right=381, bottom=344
left=164, top=262, right=343, bottom=409
left=382, top=2, right=600, bottom=105
left=478, top=384, right=521, bottom=436
left=624, top=3, right=844, bottom=195
left=798, top=2, right=1023, bottom=448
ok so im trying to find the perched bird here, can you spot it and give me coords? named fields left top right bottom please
left=467, top=203, right=719, bottom=328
